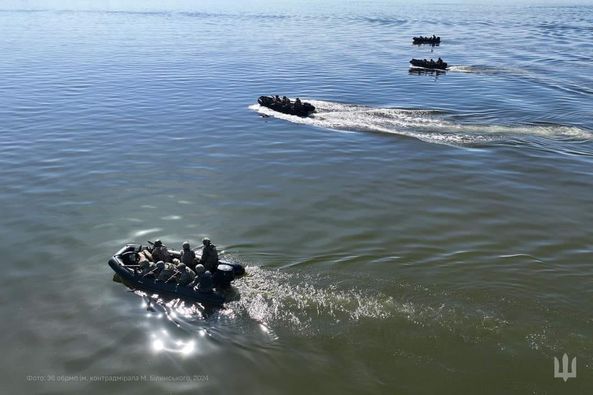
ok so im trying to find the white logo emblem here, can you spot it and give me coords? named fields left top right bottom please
left=554, top=353, right=576, bottom=382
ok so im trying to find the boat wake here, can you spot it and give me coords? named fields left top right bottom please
left=250, top=100, right=592, bottom=148
left=136, top=266, right=400, bottom=350
left=135, top=264, right=513, bottom=355
left=447, top=65, right=528, bottom=75
left=219, top=266, right=509, bottom=342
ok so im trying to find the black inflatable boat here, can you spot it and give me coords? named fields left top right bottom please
left=413, top=36, right=441, bottom=45
left=108, top=244, right=245, bottom=307
left=409, top=58, right=448, bottom=71
left=258, top=95, right=315, bottom=117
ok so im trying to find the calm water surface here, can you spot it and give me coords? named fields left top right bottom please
left=1, top=1, right=592, bottom=394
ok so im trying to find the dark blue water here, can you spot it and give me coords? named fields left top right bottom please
left=1, top=1, right=592, bottom=394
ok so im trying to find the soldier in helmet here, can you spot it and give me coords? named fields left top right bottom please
left=196, top=270, right=214, bottom=293
left=188, top=264, right=206, bottom=288
left=151, top=239, right=171, bottom=263
left=180, top=241, right=197, bottom=270
left=143, top=260, right=160, bottom=279
left=194, top=264, right=205, bottom=276
left=166, top=263, right=196, bottom=286
left=199, top=237, right=219, bottom=272
left=147, top=260, right=175, bottom=282
left=138, top=259, right=156, bottom=276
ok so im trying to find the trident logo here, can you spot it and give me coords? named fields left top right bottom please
left=554, top=353, right=576, bottom=382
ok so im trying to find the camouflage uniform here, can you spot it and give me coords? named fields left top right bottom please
left=197, top=270, right=214, bottom=293
left=177, top=266, right=196, bottom=287
left=156, top=262, right=176, bottom=282
left=200, top=243, right=219, bottom=272
left=180, top=249, right=196, bottom=269
left=152, top=245, right=171, bottom=263
left=139, top=260, right=156, bottom=276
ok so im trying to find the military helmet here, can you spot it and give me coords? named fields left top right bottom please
left=182, top=241, right=190, bottom=249
left=154, top=239, right=163, bottom=247
left=178, top=263, right=187, bottom=270
left=156, top=260, right=165, bottom=269
left=194, top=264, right=205, bottom=275
left=202, top=237, right=211, bottom=245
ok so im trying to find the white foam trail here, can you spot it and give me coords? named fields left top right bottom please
left=250, top=100, right=593, bottom=147
left=228, top=267, right=395, bottom=334
left=447, top=65, right=530, bottom=76
left=226, top=267, right=510, bottom=340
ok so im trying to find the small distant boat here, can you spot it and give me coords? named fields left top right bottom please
left=258, top=96, right=315, bottom=117
left=108, top=244, right=245, bottom=307
left=410, top=58, right=448, bottom=71
left=413, top=35, right=441, bottom=45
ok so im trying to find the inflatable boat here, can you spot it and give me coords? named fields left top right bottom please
left=413, top=36, right=441, bottom=45
left=108, top=244, right=245, bottom=307
left=409, top=58, right=448, bottom=71
left=258, top=95, right=315, bottom=117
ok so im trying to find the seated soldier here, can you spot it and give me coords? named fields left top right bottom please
left=274, top=95, right=281, bottom=103
left=151, top=239, right=171, bottom=263
left=197, top=270, right=214, bottom=293
left=195, top=264, right=205, bottom=276
left=199, top=237, right=219, bottom=272
left=180, top=263, right=197, bottom=286
left=180, top=241, right=197, bottom=269
left=155, top=261, right=176, bottom=282
left=138, top=259, right=156, bottom=276
left=294, top=98, right=303, bottom=110
left=144, top=260, right=163, bottom=278
left=167, top=263, right=196, bottom=286
left=188, top=264, right=206, bottom=288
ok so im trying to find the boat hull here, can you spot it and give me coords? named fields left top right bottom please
left=108, top=244, right=245, bottom=307
left=258, top=96, right=315, bottom=117
left=409, top=59, right=448, bottom=71
left=413, top=37, right=441, bottom=45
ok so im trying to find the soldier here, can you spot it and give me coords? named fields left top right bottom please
left=151, top=239, right=171, bottom=263
left=197, top=270, right=214, bottom=293
left=180, top=241, right=197, bottom=269
left=188, top=264, right=206, bottom=288
left=199, top=237, right=219, bottom=272
left=143, top=260, right=161, bottom=279
left=155, top=261, right=176, bottom=282
left=167, top=263, right=196, bottom=286
left=138, top=259, right=156, bottom=276
left=194, top=264, right=205, bottom=277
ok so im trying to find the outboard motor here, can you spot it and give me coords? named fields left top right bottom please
left=213, top=263, right=236, bottom=289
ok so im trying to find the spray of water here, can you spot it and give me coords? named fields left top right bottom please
left=250, top=100, right=592, bottom=147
